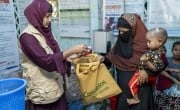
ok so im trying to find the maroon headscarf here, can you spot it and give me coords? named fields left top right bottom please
left=24, top=0, right=59, bottom=52
left=107, top=13, right=148, bottom=71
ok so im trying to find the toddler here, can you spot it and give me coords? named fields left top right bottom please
left=127, top=27, right=168, bottom=105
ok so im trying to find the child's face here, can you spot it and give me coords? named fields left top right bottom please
left=146, top=32, right=162, bottom=50
left=172, top=44, right=180, bottom=59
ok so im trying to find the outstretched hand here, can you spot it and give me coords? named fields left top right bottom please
left=73, top=44, right=88, bottom=54
left=66, top=54, right=78, bottom=62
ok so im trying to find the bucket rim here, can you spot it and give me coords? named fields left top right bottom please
left=0, top=78, right=26, bottom=96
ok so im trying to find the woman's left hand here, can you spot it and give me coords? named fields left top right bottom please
left=138, top=70, right=149, bottom=86
left=95, top=54, right=104, bottom=62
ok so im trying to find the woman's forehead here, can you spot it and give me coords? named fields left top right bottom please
left=118, top=27, right=129, bottom=31
left=46, top=13, right=52, bottom=16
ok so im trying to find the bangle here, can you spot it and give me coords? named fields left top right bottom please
left=140, top=60, right=147, bottom=65
left=138, top=60, right=148, bottom=70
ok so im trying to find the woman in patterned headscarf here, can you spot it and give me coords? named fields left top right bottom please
left=19, top=0, right=88, bottom=110
left=104, top=13, right=155, bottom=110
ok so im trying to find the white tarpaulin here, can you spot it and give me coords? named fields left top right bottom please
left=147, top=0, right=180, bottom=37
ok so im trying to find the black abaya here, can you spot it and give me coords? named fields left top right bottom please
left=116, top=69, right=155, bottom=110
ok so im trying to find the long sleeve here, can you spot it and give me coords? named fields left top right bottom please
left=19, top=33, right=70, bottom=75
left=103, top=56, right=112, bottom=69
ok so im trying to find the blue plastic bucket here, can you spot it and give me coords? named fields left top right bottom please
left=0, top=78, right=26, bottom=110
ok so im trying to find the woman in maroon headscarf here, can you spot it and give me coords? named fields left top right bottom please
left=19, top=0, right=88, bottom=110
left=103, top=13, right=155, bottom=110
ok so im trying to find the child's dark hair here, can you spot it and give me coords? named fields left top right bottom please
left=172, top=41, right=180, bottom=49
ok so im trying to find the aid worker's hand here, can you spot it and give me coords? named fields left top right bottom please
left=66, top=54, right=78, bottom=62
left=73, top=44, right=88, bottom=54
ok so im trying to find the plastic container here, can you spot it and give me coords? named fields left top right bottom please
left=0, top=78, right=26, bottom=110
